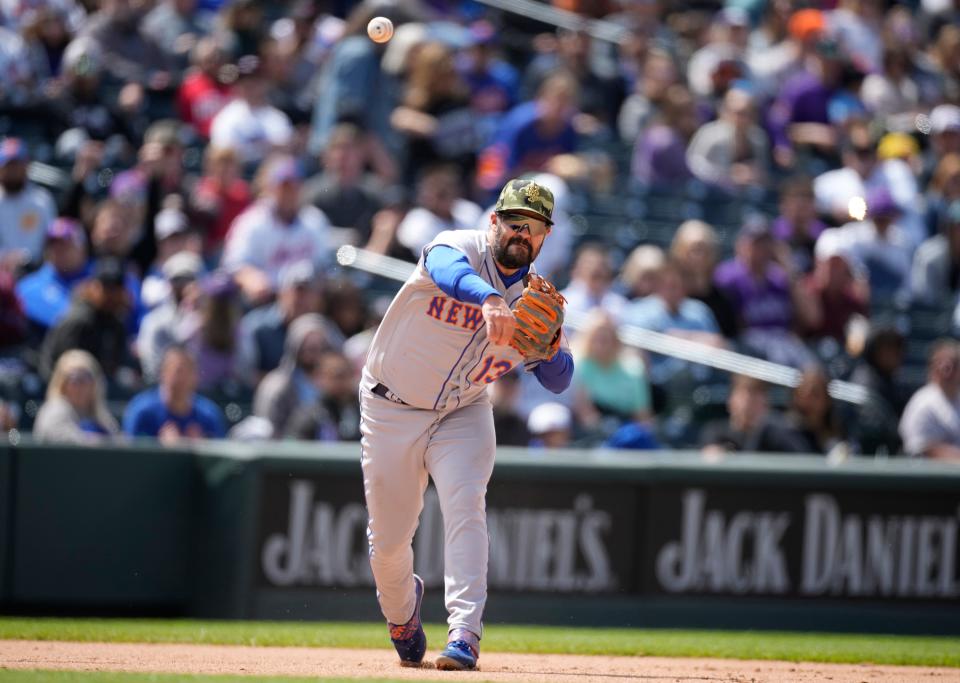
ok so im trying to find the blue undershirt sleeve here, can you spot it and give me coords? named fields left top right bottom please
left=533, top=349, right=574, bottom=394
left=424, top=245, right=500, bottom=305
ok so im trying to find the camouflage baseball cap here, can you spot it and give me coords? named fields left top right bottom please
left=495, top=178, right=555, bottom=226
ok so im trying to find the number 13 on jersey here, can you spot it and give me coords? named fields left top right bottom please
left=472, top=356, right=513, bottom=384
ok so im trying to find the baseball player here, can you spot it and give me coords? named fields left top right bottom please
left=360, top=178, right=573, bottom=670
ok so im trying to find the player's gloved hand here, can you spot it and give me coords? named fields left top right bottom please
left=482, top=294, right=516, bottom=346
left=509, top=274, right=566, bottom=363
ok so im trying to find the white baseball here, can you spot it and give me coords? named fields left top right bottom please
left=367, top=16, right=394, bottom=43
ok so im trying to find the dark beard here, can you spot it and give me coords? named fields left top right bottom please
left=494, top=236, right=534, bottom=269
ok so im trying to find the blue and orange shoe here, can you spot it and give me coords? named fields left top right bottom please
left=435, top=628, right=479, bottom=671
left=388, top=574, right=426, bottom=667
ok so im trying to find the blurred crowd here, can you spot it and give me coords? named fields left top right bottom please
left=1, top=0, right=960, bottom=461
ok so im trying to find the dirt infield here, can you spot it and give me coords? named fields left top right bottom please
left=2, top=641, right=960, bottom=682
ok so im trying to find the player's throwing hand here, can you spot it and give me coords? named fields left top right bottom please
left=482, top=295, right=515, bottom=346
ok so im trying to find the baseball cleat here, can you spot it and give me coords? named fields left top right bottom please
left=435, top=639, right=478, bottom=671
left=389, top=574, right=426, bottom=666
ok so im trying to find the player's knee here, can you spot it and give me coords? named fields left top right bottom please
left=369, top=537, right=412, bottom=560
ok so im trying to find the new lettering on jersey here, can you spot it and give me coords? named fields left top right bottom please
left=425, top=296, right=485, bottom=331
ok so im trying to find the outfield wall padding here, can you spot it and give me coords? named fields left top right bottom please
left=8, top=443, right=197, bottom=610
left=2, top=440, right=959, bottom=634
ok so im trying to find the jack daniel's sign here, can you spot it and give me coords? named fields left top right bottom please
left=256, top=474, right=634, bottom=594
left=650, top=488, right=960, bottom=601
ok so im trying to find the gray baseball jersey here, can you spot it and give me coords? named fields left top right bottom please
left=362, top=229, right=540, bottom=412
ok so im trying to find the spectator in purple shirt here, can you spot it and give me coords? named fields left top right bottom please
left=178, top=271, right=245, bottom=391
left=772, top=175, right=827, bottom=274
left=631, top=84, right=697, bottom=188
left=767, top=38, right=845, bottom=169
left=714, top=215, right=817, bottom=368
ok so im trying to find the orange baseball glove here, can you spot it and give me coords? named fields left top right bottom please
left=509, top=274, right=566, bottom=363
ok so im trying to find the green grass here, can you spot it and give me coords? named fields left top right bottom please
left=0, top=672, right=447, bottom=683
left=0, top=618, right=958, bottom=668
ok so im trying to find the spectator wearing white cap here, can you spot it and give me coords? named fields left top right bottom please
left=527, top=401, right=573, bottom=449
left=686, top=7, right=752, bottom=101
left=922, top=104, right=960, bottom=185
left=136, top=250, right=204, bottom=381
left=822, top=186, right=913, bottom=304
left=813, top=123, right=923, bottom=246
left=222, top=154, right=333, bottom=304
left=0, top=138, right=57, bottom=272
left=140, top=206, right=203, bottom=309
left=929, top=104, right=960, bottom=151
